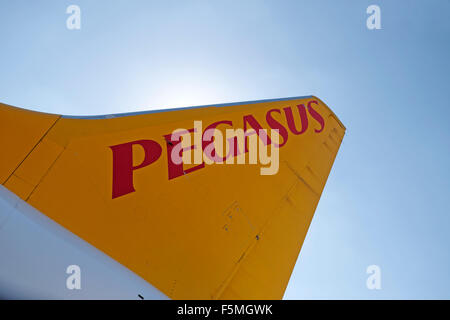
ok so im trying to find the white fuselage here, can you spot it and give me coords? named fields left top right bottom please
left=0, top=185, right=168, bottom=299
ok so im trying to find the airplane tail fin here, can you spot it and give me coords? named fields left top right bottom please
left=0, top=97, right=345, bottom=299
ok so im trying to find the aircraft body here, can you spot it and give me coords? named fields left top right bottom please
left=0, top=96, right=345, bottom=299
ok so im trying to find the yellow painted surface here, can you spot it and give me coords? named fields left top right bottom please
left=14, top=138, right=64, bottom=188
left=0, top=103, right=59, bottom=184
left=4, top=174, right=35, bottom=200
left=0, top=96, right=345, bottom=299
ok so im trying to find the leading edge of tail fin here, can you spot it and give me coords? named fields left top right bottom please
left=0, top=96, right=345, bottom=299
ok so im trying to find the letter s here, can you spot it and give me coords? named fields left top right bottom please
left=307, top=100, right=325, bottom=133
left=266, top=109, right=289, bottom=147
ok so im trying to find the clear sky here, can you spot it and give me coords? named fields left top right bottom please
left=1, top=0, right=449, bottom=299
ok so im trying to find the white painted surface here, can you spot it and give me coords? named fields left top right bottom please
left=0, top=185, right=169, bottom=300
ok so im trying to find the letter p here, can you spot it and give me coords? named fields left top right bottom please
left=110, top=140, right=162, bottom=199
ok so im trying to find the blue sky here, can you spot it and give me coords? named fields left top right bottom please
left=1, top=0, right=449, bottom=299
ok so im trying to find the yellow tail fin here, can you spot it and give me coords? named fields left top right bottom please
left=0, top=96, right=345, bottom=299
